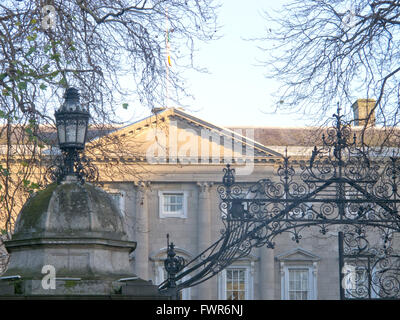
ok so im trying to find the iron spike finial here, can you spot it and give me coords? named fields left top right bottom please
left=337, top=102, right=341, bottom=116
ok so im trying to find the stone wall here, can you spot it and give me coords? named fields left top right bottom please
left=0, top=235, right=9, bottom=275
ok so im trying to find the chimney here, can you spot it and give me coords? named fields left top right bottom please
left=352, top=99, right=376, bottom=127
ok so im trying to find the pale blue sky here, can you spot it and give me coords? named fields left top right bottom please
left=179, top=0, right=313, bottom=127
left=126, top=0, right=315, bottom=128
left=180, top=0, right=289, bottom=127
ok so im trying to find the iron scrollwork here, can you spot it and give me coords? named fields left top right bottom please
left=160, top=107, right=400, bottom=298
left=217, top=108, right=400, bottom=250
left=340, top=225, right=400, bottom=299
left=45, top=150, right=98, bottom=185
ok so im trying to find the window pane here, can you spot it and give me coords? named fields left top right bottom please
left=163, top=193, right=184, bottom=214
left=288, top=269, right=309, bottom=300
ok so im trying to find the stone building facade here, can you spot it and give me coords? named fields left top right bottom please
left=1, top=101, right=397, bottom=300
left=91, top=106, right=374, bottom=300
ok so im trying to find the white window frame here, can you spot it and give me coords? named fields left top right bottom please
left=281, top=263, right=317, bottom=300
left=158, top=191, right=188, bottom=218
left=107, top=189, right=126, bottom=217
left=218, top=265, right=254, bottom=300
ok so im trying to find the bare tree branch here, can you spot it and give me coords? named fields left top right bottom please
left=259, top=0, right=400, bottom=140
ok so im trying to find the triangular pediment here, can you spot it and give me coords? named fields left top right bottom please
left=275, top=248, right=321, bottom=262
left=88, top=108, right=282, bottom=163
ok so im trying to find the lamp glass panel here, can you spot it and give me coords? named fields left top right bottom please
left=76, top=120, right=87, bottom=144
left=65, top=120, right=77, bottom=143
left=57, top=123, right=65, bottom=144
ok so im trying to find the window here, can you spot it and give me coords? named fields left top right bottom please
left=218, top=266, right=253, bottom=300
left=288, top=269, right=309, bottom=300
left=107, top=190, right=126, bottom=217
left=226, top=268, right=246, bottom=300
left=159, top=191, right=188, bottom=218
left=277, top=249, right=319, bottom=300
left=164, top=193, right=183, bottom=213
left=281, top=265, right=316, bottom=300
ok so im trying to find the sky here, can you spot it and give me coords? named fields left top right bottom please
left=127, top=0, right=313, bottom=128
left=180, top=0, right=293, bottom=127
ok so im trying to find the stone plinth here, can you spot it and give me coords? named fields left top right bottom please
left=0, top=278, right=167, bottom=299
left=0, top=178, right=169, bottom=299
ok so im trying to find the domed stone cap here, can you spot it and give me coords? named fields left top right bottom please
left=13, top=181, right=129, bottom=241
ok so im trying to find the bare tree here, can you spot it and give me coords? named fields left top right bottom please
left=0, top=0, right=219, bottom=124
left=0, top=0, right=220, bottom=234
left=0, top=118, right=43, bottom=237
left=260, top=0, right=400, bottom=136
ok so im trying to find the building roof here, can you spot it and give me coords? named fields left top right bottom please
left=228, top=125, right=400, bottom=148
left=227, top=126, right=324, bottom=147
left=1, top=108, right=400, bottom=151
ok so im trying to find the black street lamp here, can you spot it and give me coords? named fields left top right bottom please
left=54, top=87, right=91, bottom=181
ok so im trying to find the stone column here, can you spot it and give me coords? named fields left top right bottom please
left=260, top=246, right=275, bottom=299
left=196, top=182, right=213, bottom=299
left=134, top=181, right=150, bottom=280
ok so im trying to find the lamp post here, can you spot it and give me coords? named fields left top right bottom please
left=54, top=87, right=90, bottom=181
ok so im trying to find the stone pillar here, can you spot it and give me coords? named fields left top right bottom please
left=134, top=181, right=150, bottom=280
left=196, top=182, right=213, bottom=299
left=260, top=246, right=275, bottom=299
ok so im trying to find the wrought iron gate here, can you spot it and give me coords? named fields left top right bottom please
left=160, top=108, right=400, bottom=300
left=339, top=226, right=400, bottom=299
